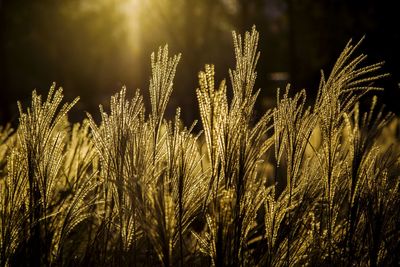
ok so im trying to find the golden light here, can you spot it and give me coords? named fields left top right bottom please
left=119, top=0, right=142, bottom=54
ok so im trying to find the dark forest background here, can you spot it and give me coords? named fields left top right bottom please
left=1, top=0, right=399, bottom=126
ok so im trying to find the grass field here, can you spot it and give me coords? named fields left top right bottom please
left=1, top=27, right=399, bottom=266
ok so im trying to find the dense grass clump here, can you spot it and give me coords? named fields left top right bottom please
left=1, top=27, right=399, bottom=266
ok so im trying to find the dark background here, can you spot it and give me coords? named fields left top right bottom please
left=1, top=0, right=399, bottom=126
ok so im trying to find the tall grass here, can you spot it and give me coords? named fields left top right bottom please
left=0, top=26, right=399, bottom=266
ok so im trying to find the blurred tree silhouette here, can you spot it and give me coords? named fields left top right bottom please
left=1, top=0, right=138, bottom=123
left=286, top=0, right=400, bottom=109
left=1, top=0, right=399, bottom=125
